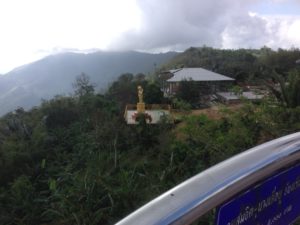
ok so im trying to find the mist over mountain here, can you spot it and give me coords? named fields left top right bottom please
left=0, top=51, right=177, bottom=115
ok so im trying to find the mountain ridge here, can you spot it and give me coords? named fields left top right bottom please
left=0, top=50, right=178, bottom=115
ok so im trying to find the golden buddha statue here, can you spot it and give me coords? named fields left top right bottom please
left=137, top=85, right=145, bottom=113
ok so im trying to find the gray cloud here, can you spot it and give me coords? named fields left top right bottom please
left=221, top=13, right=271, bottom=48
left=109, top=0, right=300, bottom=51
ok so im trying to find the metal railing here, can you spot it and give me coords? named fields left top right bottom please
left=116, top=132, right=300, bottom=225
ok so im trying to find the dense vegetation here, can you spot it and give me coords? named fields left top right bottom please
left=0, top=48, right=299, bottom=225
left=161, top=47, right=300, bottom=83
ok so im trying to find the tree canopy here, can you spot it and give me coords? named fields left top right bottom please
left=0, top=51, right=300, bottom=225
left=160, top=47, right=300, bottom=83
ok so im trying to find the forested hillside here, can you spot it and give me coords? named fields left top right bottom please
left=0, top=67, right=299, bottom=224
left=161, top=47, right=300, bottom=83
left=0, top=47, right=300, bottom=224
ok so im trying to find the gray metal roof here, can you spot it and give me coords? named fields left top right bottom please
left=169, top=68, right=182, bottom=73
left=166, top=68, right=234, bottom=82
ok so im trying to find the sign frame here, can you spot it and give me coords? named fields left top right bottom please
left=216, top=162, right=300, bottom=225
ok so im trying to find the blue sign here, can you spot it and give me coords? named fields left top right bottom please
left=216, top=163, right=300, bottom=225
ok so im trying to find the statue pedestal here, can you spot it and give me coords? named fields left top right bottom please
left=137, top=103, right=145, bottom=113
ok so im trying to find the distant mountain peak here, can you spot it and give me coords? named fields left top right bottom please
left=0, top=51, right=178, bottom=115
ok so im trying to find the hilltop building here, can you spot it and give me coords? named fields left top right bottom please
left=159, top=68, right=234, bottom=97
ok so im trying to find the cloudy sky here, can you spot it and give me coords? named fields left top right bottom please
left=0, top=0, right=299, bottom=73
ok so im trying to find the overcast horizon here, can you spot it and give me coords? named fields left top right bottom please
left=0, top=0, right=300, bottom=74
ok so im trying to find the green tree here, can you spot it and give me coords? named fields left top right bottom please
left=176, top=79, right=199, bottom=104
left=107, top=73, right=139, bottom=109
left=73, top=73, right=95, bottom=97
left=144, top=82, right=164, bottom=104
left=268, top=71, right=300, bottom=108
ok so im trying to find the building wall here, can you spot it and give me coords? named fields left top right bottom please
left=165, top=80, right=233, bottom=96
left=125, top=110, right=171, bottom=124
